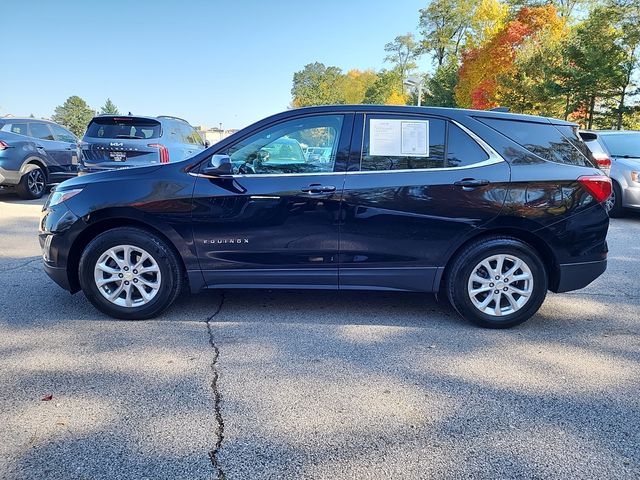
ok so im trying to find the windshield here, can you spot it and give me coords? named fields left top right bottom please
left=599, top=133, right=640, bottom=158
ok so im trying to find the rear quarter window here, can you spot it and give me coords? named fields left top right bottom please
left=478, top=117, right=594, bottom=167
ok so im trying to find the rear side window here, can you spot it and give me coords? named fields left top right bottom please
left=29, top=122, right=55, bottom=141
left=1, top=122, right=29, bottom=135
left=85, top=117, right=161, bottom=139
left=447, top=123, right=489, bottom=167
left=173, top=122, right=204, bottom=146
left=479, top=117, right=593, bottom=167
left=361, top=116, right=446, bottom=171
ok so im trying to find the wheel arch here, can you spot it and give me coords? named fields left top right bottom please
left=20, top=156, right=49, bottom=179
left=66, top=216, right=191, bottom=294
left=437, top=226, right=560, bottom=293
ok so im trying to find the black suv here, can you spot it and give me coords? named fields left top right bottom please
left=40, top=106, right=610, bottom=328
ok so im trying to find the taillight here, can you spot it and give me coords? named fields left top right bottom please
left=578, top=175, right=612, bottom=203
left=592, top=153, right=611, bottom=170
left=0, top=140, right=10, bottom=150
left=148, top=143, right=170, bottom=164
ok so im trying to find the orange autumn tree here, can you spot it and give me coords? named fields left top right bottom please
left=456, top=5, right=565, bottom=110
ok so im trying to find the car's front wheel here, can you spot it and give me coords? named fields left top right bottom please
left=445, top=236, right=548, bottom=328
left=78, top=227, right=184, bottom=320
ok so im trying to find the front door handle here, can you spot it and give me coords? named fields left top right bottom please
left=454, top=178, right=490, bottom=188
left=301, top=184, right=336, bottom=194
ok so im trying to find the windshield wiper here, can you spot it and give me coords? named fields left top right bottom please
left=115, top=135, right=144, bottom=139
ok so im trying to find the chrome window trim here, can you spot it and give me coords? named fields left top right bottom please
left=190, top=116, right=505, bottom=179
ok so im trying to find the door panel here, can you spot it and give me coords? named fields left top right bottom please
left=339, top=113, right=511, bottom=292
left=192, top=113, right=353, bottom=289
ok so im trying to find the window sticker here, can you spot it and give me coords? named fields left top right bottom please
left=369, top=119, right=429, bottom=157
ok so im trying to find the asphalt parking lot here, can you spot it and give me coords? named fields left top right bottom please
left=1, top=191, right=639, bottom=480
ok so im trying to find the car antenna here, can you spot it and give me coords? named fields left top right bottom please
left=490, top=107, right=510, bottom=112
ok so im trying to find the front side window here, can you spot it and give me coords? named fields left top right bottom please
left=29, top=122, right=55, bottom=141
left=223, top=115, right=343, bottom=175
left=361, top=116, right=446, bottom=171
left=50, top=124, right=77, bottom=143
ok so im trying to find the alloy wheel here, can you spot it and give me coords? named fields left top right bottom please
left=467, top=254, right=534, bottom=317
left=93, top=245, right=162, bottom=308
left=27, top=169, right=45, bottom=196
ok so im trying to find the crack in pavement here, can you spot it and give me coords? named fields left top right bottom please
left=0, top=256, right=41, bottom=274
left=205, top=292, right=226, bottom=480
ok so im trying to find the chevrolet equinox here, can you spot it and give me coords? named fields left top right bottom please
left=40, top=106, right=611, bottom=328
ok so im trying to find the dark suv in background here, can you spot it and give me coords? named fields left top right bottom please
left=40, top=106, right=610, bottom=328
left=0, top=118, right=79, bottom=199
left=79, top=115, right=206, bottom=174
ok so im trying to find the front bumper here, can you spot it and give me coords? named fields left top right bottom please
left=554, top=259, right=607, bottom=293
left=40, top=202, right=84, bottom=293
left=622, top=184, right=640, bottom=210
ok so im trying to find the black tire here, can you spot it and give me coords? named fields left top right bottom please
left=16, top=165, right=47, bottom=199
left=608, top=181, right=624, bottom=218
left=445, top=236, right=548, bottom=329
left=78, top=227, right=184, bottom=320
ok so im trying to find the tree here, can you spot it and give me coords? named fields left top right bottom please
left=363, top=69, right=406, bottom=104
left=291, top=63, right=345, bottom=107
left=455, top=6, right=565, bottom=110
left=425, top=60, right=459, bottom=107
left=384, top=33, right=421, bottom=91
left=563, top=6, right=628, bottom=128
left=100, top=98, right=119, bottom=115
left=419, top=0, right=474, bottom=66
left=607, top=0, right=640, bottom=129
left=51, top=96, right=95, bottom=136
left=337, top=69, right=379, bottom=104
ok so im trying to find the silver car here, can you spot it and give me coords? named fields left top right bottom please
left=580, top=130, right=640, bottom=217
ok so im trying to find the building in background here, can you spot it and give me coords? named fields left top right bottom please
left=195, top=125, right=239, bottom=146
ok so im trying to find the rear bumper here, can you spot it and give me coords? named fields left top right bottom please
left=0, top=166, right=21, bottom=185
left=554, top=260, right=607, bottom=293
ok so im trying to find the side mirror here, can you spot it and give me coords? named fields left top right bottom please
left=204, top=140, right=211, bottom=148
left=202, top=154, right=233, bottom=177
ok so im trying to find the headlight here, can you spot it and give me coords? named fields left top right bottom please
left=47, top=188, right=83, bottom=208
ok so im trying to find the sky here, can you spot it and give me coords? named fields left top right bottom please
left=1, top=0, right=429, bottom=130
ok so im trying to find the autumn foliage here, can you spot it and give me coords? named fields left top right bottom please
left=456, top=6, right=565, bottom=110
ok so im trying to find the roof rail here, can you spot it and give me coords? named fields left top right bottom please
left=157, top=115, right=190, bottom=124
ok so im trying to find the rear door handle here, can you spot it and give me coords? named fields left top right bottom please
left=454, top=178, right=490, bottom=188
left=301, top=184, right=336, bottom=194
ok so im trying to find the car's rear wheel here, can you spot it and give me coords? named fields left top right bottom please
left=445, top=236, right=548, bottom=328
left=16, top=165, right=47, bottom=199
left=79, top=227, right=183, bottom=320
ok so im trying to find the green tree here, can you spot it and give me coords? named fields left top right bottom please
left=100, top=98, right=119, bottom=115
left=418, top=0, right=474, bottom=66
left=424, top=60, right=459, bottom=107
left=363, top=69, right=405, bottom=104
left=563, top=6, right=628, bottom=128
left=291, top=62, right=345, bottom=107
left=51, top=96, right=94, bottom=136
left=384, top=33, right=421, bottom=91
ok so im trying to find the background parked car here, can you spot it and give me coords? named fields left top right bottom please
left=579, top=130, right=640, bottom=217
left=0, top=118, right=79, bottom=199
left=79, top=115, right=206, bottom=174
